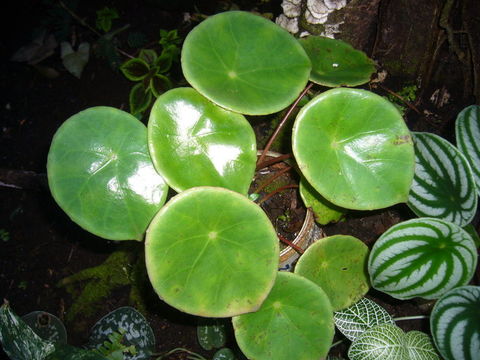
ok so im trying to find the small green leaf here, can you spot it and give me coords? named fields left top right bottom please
left=299, top=36, right=376, bottom=87
left=129, top=83, right=153, bottom=115
left=213, top=348, right=236, bottom=360
left=95, top=7, right=119, bottom=33
left=149, top=74, right=172, bottom=98
left=138, top=49, right=157, bottom=65
left=197, top=319, right=227, bottom=351
left=121, top=58, right=150, bottom=81
left=333, top=297, right=394, bottom=341
left=154, top=53, right=173, bottom=73
left=0, top=303, right=55, bottom=360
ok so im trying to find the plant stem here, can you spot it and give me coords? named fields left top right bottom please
left=330, top=339, right=345, bottom=349
left=278, top=234, right=304, bottom=254
left=394, top=315, right=429, bottom=321
left=256, top=82, right=314, bottom=167
left=256, top=153, right=291, bottom=171
left=253, top=166, right=292, bottom=194
left=258, top=184, right=299, bottom=205
left=374, top=84, right=421, bottom=114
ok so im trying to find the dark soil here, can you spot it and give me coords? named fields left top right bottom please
left=1, top=1, right=479, bottom=359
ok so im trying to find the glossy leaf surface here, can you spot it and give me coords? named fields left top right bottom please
left=145, top=187, right=279, bottom=317
left=295, top=235, right=370, bottom=311
left=455, top=105, right=480, bottom=190
left=233, top=272, right=334, bottom=360
left=182, top=11, right=311, bottom=115
left=148, top=88, right=256, bottom=194
left=87, top=307, right=154, bottom=360
left=197, top=319, right=227, bottom=351
left=0, top=303, right=55, bottom=360
left=47, top=107, right=168, bottom=241
left=292, top=88, right=414, bottom=210
left=333, top=297, right=394, bottom=341
left=408, top=132, right=477, bottom=227
left=430, top=285, right=480, bottom=360
left=299, top=36, right=375, bottom=87
left=368, top=218, right=477, bottom=300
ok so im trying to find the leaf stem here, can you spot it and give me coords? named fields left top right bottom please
left=330, top=339, right=345, bottom=349
left=257, top=184, right=299, bottom=205
left=394, top=315, right=429, bottom=321
left=253, top=166, right=292, bottom=194
left=256, top=82, right=314, bottom=167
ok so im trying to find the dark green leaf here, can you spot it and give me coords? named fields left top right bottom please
left=21, top=311, right=67, bottom=344
left=213, top=348, right=236, bottom=360
left=120, top=58, right=150, bottom=81
left=197, top=319, right=227, bottom=351
left=138, top=49, right=157, bottom=65
left=46, top=344, right=109, bottom=360
left=154, top=53, right=172, bottom=73
left=127, top=32, right=148, bottom=49
left=95, top=7, right=119, bottom=33
left=129, top=83, right=152, bottom=115
left=149, top=74, right=172, bottom=97
left=95, top=36, right=121, bottom=69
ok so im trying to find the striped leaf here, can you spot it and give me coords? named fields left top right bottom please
left=430, top=285, right=480, bottom=360
left=456, top=105, right=480, bottom=191
left=334, top=297, right=394, bottom=341
left=368, top=218, right=477, bottom=300
left=408, top=132, right=477, bottom=227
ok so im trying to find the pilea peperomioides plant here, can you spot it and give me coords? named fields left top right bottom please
left=42, top=10, right=479, bottom=360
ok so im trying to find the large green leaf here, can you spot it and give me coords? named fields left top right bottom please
left=333, top=297, right=394, bottom=341
left=430, top=285, right=480, bottom=360
left=455, top=105, right=480, bottom=191
left=181, top=11, right=311, bottom=115
left=299, top=36, right=375, bottom=87
left=86, top=307, right=154, bottom=360
left=47, top=107, right=168, bottom=241
left=148, top=88, right=257, bottom=194
left=368, top=218, right=477, bottom=300
left=295, top=235, right=370, bottom=311
left=232, top=272, right=334, bottom=360
left=145, top=187, right=279, bottom=317
left=292, top=88, right=415, bottom=210
left=348, top=324, right=439, bottom=360
left=0, top=303, right=55, bottom=360
left=408, top=132, right=477, bottom=227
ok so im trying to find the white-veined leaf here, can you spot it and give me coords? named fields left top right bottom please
left=368, top=218, right=477, bottom=300
left=455, top=105, right=480, bottom=192
left=405, top=331, right=440, bottom=360
left=333, top=297, right=394, bottom=341
left=408, top=132, right=477, bottom=227
left=430, top=285, right=480, bottom=360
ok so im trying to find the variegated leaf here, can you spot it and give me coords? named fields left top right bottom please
left=368, top=218, right=477, bottom=300
left=0, top=303, right=55, bottom=360
left=430, top=285, right=480, bottom=360
left=405, top=331, right=440, bottom=360
left=408, top=132, right=477, bottom=227
left=334, top=297, right=394, bottom=341
left=456, top=105, right=480, bottom=191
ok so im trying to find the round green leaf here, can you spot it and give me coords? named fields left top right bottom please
left=232, top=272, right=334, bottom=360
left=368, top=218, right=477, bottom=300
left=292, top=88, right=415, bottom=210
left=299, top=177, right=346, bottom=225
left=181, top=11, right=311, bottom=115
left=22, top=311, right=67, bottom=344
left=148, top=88, right=257, bottom=194
left=145, top=187, right=279, bottom=317
left=334, top=297, right=394, bottom=342
left=430, top=285, right=480, bottom=360
left=455, top=105, right=480, bottom=191
left=295, top=235, right=370, bottom=311
left=47, top=107, right=168, bottom=241
left=299, top=36, right=376, bottom=87
left=408, top=132, right=477, bottom=227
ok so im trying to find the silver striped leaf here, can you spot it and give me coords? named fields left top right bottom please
left=408, top=132, right=477, bottom=227
left=430, top=285, right=480, bottom=360
left=455, top=105, right=480, bottom=191
left=368, top=218, right=477, bottom=300
left=334, top=297, right=394, bottom=341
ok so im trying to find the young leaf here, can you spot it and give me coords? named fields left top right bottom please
left=368, top=218, right=477, bottom=300
left=408, top=132, right=477, bottom=227
left=138, top=49, right=157, bottom=65
left=333, top=297, right=394, bottom=341
left=129, top=83, right=152, bottom=115
left=95, top=7, right=119, bottom=33
left=455, top=105, right=480, bottom=191
left=87, top=307, right=154, bottom=360
left=197, top=319, right=227, bottom=351
left=154, top=53, right=173, bottom=73
left=149, top=74, right=172, bottom=98
left=430, top=285, right=480, bottom=360
left=299, top=36, right=376, bottom=87
left=212, top=348, right=236, bottom=360
left=0, top=303, right=55, bottom=360
left=120, top=58, right=150, bottom=81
